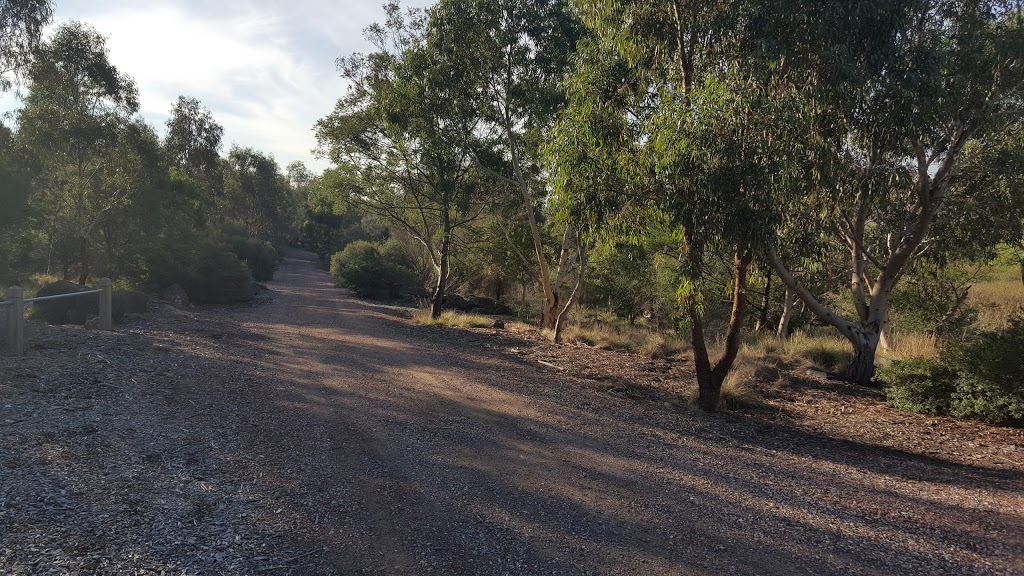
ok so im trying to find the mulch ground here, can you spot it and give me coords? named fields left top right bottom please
left=1, top=268, right=1021, bottom=575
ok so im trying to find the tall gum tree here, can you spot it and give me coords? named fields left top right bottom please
left=0, top=0, right=52, bottom=91
left=551, top=2, right=812, bottom=411
left=315, top=3, right=498, bottom=318
left=763, top=0, right=1024, bottom=384
left=426, top=0, right=585, bottom=333
left=165, top=96, right=225, bottom=225
left=17, top=21, right=139, bottom=284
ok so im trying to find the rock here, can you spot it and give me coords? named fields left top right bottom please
left=112, top=291, right=148, bottom=321
left=33, top=281, right=97, bottom=325
left=493, top=302, right=514, bottom=315
left=160, top=284, right=190, bottom=308
left=401, top=286, right=431, bottom=300
left=468, top=296, right=497, bottom=310
left=442, top=294, right=470, bottom=311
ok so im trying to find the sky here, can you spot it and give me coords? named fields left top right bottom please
left=1, top=0, right=433, bottom=173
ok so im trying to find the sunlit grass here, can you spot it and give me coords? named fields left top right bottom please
left=883, top=331, right=939, bottom=360
left=718, top=359, right=770, bottom=409
left=563, top=322, right=689, bottom=358
left=970, top=279, right=1024, bottom=331
left=411, top=309, right=494, bottom=328
left=744, top=331, right=853, bottom=374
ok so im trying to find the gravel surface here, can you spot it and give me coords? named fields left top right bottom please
left=1, top=249, right=1022, bottom=575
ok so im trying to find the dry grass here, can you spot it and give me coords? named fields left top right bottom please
left=745, top=332, right=853, bottom=374
left=718, top=359, right=769, bottom=409
left=970, top=280, right=1024, bottom=331
left=564, top=322, right=689, bottom=358
left=1, top=273, right=61, bottom=299
left=883, top=331, right=939, bottom=360
left=411, top=309, right=494, bottom=328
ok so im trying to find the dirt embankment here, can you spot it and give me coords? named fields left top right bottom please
left=1, top=249, right=1022, bottom=575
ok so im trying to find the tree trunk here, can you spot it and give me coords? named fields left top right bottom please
left=541, top=290, right=560, bottom=330
left=690, top=249, right=753, bottom=412
left=430, top=234, right=451, bottom=320
left=755, top=268, right=771, bottom=332
left=846, top=328, right=880, bottom=384
left=552, top=245, right=587, bottom=344
left=77, top=235, right=90, bottom=285
left=552, top=292, right=573, bottom=343
left=777, top=287, right=795, bottom=339
left=880, top=323, right=894, bottom=354
left=690, top=312, right=719, bottom=412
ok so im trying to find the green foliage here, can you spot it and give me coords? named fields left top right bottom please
left=330, top=240, right=416, bottom=299
left=878, top=358, right=959, bottom=416
left=944, top=318, right=1024, bottom=425
left=299, top=169, right=389, bottom=260
left=880, top=318, right=1024, bottom=426
left=224, top=147, right=295, bottom=242
left=228, top=235, right=279, bottom=281
left=0, top=0, right=53, bottom=91
left=0, top=124, right=30, bottom=229
left=144, top=235, right=254, bottom=304
left=890, top=262, right=980, bottom=339
left=585, top=237, right=682, bottom=328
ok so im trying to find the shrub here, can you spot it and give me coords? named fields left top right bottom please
left=229, top=235, right=279, bottom=281
left=877, top=358, right=959, bottom=416
left=182, top=243, right=255, bottom=304
left=145, top=235, right=255, bottom=304
left=330, top=240, right=415, bottom=299
left=944, top=317, right=1024, bottom=425
left=879, top=318, right=1024, bottom=426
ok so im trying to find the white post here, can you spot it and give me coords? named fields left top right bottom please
left=98, top=278, right=112, bottom=331
left=8, top=287, right=24, bottom=355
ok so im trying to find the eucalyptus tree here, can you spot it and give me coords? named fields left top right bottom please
left=223, top=147, right=292, bottom=241
left=943, top=119, right=1024, bottom=288
left=94, top=119, right=168, bottom=278
left=17, top=21, right=140, bottom=284
left=316, top=3, right=502, bottom=318
left=165, top=96, right=225, bottom=224
left=550, top=3, right=813, bottom=411
left=426, top=0, right=585, bottom=331
left=0, top=0, right=51, bottom=91
left=763, top=0, right=1024, bottom=383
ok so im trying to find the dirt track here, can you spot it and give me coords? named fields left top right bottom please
left=2, top=249, right=1022, bottom=575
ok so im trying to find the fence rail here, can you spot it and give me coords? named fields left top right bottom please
left=4, top=279, right=112, bottom=355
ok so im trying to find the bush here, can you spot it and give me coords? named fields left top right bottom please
left=877, top=358, right=959, bottom=416
left=145, top=235, right=255, bottom=304
left=879, top=317, right=1024, bottom=426
left=330, top=240, right=415, bottom=299
left=229, top=235, right=279, bottom=281
left=944, top=317, right=1024, bottom=425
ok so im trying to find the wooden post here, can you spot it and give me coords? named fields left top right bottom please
left=98, top=278, right=112, bottom=331
left=8, top=287, right=24, bottom=355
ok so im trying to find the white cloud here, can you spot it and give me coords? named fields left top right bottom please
left=66, top=3, right=344, bottom=171
left=3, top=0, right=435, bottom=172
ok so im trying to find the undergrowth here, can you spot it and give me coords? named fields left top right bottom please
left=412, top=309, right=494, bottom=328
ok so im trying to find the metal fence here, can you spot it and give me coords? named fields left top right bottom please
left=3, top=278, right=112, bottom=355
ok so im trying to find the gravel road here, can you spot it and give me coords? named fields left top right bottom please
left=1, top=248, right=1021, bottom=575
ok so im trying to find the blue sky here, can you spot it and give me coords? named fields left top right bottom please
left=2, top=0, right=433, bottom=172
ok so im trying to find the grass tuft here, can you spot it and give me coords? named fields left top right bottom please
left=564, top=323, right=689, bottom=357
left=719, top=362, right=768, bottom=410
left=412, top=309, right=494, bottom=328
left=747, top=332, right=854, bottom=374
left=882, top=331, right=939, bottom=360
